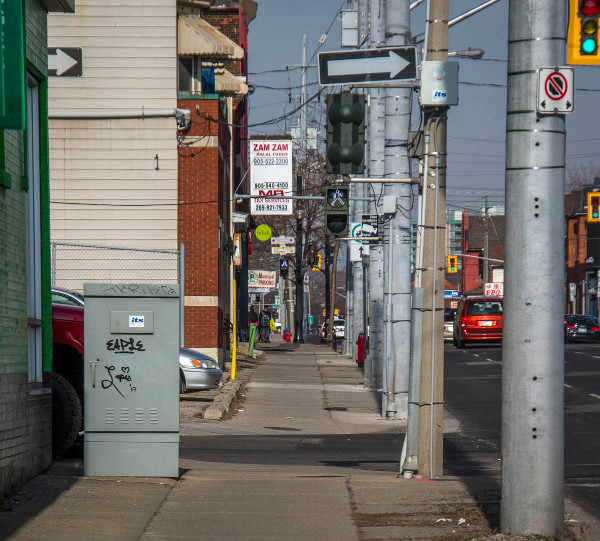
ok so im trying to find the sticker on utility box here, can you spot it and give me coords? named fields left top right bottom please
left=110, top=311, right=154, bottom=334
left=129, top=315, right=145, bottom=328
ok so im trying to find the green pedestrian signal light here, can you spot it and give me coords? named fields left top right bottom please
left=588, top=192, right=600, bottom=222
left=447, top=255, right=458, bottom=274
left=323, top=186, right=350, bottom=237
left=326, top=94, right=365, bottom=175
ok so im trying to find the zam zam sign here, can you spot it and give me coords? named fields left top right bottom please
left=249, top=138, right=293, bottom=216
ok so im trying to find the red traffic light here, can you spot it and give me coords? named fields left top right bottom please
left=581, top=0, right=600, bottom=16
left=592, top=197, right=600, bottom=205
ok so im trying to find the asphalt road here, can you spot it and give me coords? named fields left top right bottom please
left=444, top=340, right=600, bottom=519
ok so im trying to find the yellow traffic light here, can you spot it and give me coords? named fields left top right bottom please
left=587, top=191, right=600, bottom=222
left=568, top=0, right=600, bottom=64
left=447, top=255, right=458, bottom=273
left=313, top=253, right=322, bottom=271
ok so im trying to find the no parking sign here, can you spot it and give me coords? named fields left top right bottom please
left=537, top=67, right=574, bottom=114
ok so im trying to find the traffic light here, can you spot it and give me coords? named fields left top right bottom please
left=588, top=192, right=600, bottom=222
left=568, top=0, right=600, bottom=64
left=312, top=253, right=322, bottom=271
left=326, top=93, right=366, bottom=175
left=280, top=258, right=290, bottom=279
left=324, top=186, right=350, bottom=236
left=447, top=255, right=458, bottom=273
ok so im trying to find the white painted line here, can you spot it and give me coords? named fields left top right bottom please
left=472, top=354, right=479, bottom=357
left=594, top=355, right=600, bottom=359
left=486, top=358, right=494, bottom=362
left=590, top=394, right=600, bottom=400
left=564, top=384, right=572, bottom=388
left=574, top=351, right=585, bottom=355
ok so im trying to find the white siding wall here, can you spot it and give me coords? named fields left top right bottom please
left=48, top=0, right=179, bottom=280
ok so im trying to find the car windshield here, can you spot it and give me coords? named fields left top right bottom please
left=466, top=301, right=503, bottom=316
left=566, top=315, right=598, bottom=326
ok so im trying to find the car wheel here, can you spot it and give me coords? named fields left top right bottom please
left=455, top=333, right=465, bottom=349
left=179, top=370, right=187, bottom=394
left=50, top=371, right=83, bottom=457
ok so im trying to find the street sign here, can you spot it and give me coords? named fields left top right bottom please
left=319, top=47, right=417, bottom=86
left=271, top=236, right=295, bottom=245
left=48, top=48, right=82, bottom=77
left=361, top=214, right=379, bottom=245
left=271, top=245, right=296, bottom=255
left=303, top=274, right=309, bottom=284
left=304, top=285, right=309, bottom=293
left=537, top=67, right=574, bottom=114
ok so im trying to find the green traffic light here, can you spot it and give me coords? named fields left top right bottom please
left=594, top=210, right=599, bottom=219
left=582, top=37, right=597, bottom=54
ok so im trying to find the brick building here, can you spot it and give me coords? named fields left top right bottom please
left=0, top=0, right=74, bottom=498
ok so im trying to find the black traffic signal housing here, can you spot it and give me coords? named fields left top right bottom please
left=280, top=258, right=290, bottom=279
left=568, top=0, right=600, bottom=64
left=447, top=255, right=458, bottom=273
left=324, top=186, right=350, bottom=236
left=588, top=192, right=600, bottom=222
left=326, top=93, right=366, bottom=175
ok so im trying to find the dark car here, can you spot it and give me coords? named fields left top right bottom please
left=453, top=296, right=503, bottom=348
left=565, top=314, right=600, bottom=342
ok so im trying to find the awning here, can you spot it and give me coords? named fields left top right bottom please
left=178, top=15, right=244, bottom=60
left=215, top=69, right=248, bottom=96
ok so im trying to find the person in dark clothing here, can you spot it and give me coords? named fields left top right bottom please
left=259, top=308, right=271, bottom=343
left=248, top=306, right=259, bottom=327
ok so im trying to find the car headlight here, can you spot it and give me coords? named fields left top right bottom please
left=183, top=358, right=219, bottom=369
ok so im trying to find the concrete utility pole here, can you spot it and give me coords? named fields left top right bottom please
left=501, top=2, right=565, bottom=537
left=367, top=0, right=386, bottom=392
left=417, top=0, right=448, bottom=478
left=294, top=169, right=304, bottom=343
left=382, top=0, right=412, bottom=419
left=483, top=194, right=489, bottom=285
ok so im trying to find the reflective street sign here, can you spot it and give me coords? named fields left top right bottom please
left=537, top=67, right=574, bottom=114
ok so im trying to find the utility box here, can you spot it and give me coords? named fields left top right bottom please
left=83, top=283, right=180, bottom=477
left=419, top=61, right=459, bottom=106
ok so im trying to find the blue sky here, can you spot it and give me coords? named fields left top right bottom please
left=247, top=1, right=600, bottom=212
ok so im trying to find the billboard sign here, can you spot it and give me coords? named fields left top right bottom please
left=250, top=139, right=293, bottom=215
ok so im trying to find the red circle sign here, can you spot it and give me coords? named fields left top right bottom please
left=544, top=72, right=568, bottom=101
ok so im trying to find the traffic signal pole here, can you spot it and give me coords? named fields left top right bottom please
left=381, top=0, right=412, bottom=419
left=501, top=2, right=566, bottom=536
left=367, top=0, right=386, bottom=393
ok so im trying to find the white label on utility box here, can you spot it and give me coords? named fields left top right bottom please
left=129, top=315, right=145, bottom=327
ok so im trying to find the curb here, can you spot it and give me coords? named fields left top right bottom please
left=203, top=379, right=243, bottom=420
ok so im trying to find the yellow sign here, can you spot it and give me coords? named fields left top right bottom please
left=255, top=224, right=272, bottom=242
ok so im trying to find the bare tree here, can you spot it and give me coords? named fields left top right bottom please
left=567, top=161, right=600, bottom=193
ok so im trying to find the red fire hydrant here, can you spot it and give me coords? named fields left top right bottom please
left=283, top=328, right=291, bottom=341
left=356, top=332, right=365, bottom=365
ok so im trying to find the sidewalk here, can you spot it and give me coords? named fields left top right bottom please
left=0, top=337, right=597, bottom=540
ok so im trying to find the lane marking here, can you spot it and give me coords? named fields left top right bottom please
left=574, top=351, right=585, bottom=355
left=590, top=394, right=600, bottom=400
left=565, top=384, right=572, bottom=388
left=472, top=354, right=480, bottom=357
left=594, top=355, right=600, bottom=359
left=486, top=358, right=495, bottom=362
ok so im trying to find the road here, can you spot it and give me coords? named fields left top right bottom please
left=444, top=341, right=600, bottom=518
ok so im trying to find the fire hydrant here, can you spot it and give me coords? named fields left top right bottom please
left=283, top=328, right=291, bottom=341
left=356, top=332, right=365, bottom=364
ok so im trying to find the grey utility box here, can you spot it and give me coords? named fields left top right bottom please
left=419, top=60, right=459, bottom=107
left=83, top=283, right=180, bottom=477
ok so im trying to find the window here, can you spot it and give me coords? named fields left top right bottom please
left=178, top=56, right=194, bottom=92
left=466, top=301, right=503, bottom=316
left=26, top=75, right=42, bottom=384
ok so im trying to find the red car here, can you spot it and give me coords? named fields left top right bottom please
left=453, top=296, right=503, bottom=348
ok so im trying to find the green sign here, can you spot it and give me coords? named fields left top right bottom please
left=308, top=315, right=314, bottom=325
left=0, top=0, right=26, bottom=130
left=255, top=224, right=272, bottom=242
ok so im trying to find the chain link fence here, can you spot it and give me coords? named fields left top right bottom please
left=51, top=241, right=183, bottom=293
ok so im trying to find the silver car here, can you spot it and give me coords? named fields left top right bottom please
left=179, top=348, right=223, bottom=393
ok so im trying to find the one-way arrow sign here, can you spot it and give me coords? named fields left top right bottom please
left=319, top=47, right=416, bottom=86
left=48, top=48, right=82, bottom=77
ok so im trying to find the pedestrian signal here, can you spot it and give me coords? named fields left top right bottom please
left=568, top=0, right=600, bottom=64
left=324, top=187, right=350, bottom=236
left=280, top=258, right=290, bottom=279
left=588, top=192, right=600, bottom=222
left=447, top=255, right=458, bottom=273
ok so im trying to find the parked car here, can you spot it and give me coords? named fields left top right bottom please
left=52, top=287, right=84, bottom=307
left=444, top=308, right=456, bottom=341
left=564, top=314, right=600, bottom=342
left=179, top=348, right=223, bottom=393
left=321, top=317, right=345, bottom=341
left=453, top=296, right=503, bottom=348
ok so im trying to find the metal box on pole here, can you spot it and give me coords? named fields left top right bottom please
left=419, top=61, right=459, bottom=106
left=83, top=283, right=180, bottom=477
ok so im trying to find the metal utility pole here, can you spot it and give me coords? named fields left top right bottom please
left=501, top=2, right=565, bottom=536
left=381, top=0, right=412, bottom=419
left=483, top=194, right=489, bottom=285
left=417, top=0, right=448, bottom=479
left=294, top=169, right=304, bottom=343
left=350, top=0, right=370, bottom=362
left=328, top=241, right=340, bottom=349
left=367, top=0, right=386, bottom=392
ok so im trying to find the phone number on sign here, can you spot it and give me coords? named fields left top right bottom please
left=254, top=204, right=290, bottom=212
left=253, top=158, right=289, bottom=165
